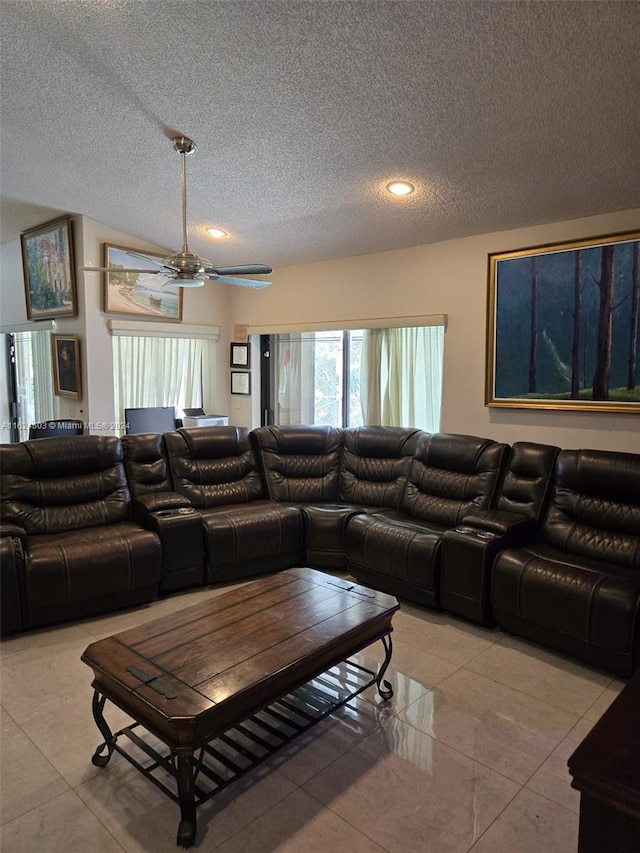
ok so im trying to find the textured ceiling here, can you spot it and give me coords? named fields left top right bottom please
left=1, top=1, right=639, bottom=271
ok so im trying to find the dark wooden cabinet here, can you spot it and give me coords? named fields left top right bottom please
left=568, top=671, right=640, bottom=852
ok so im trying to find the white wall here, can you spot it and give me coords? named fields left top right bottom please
left=229, top=208, right=640, bottom=453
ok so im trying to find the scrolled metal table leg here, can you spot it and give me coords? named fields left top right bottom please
left=175, top=750, right=197, bottom=848
left=90, top=690, right=116, bottom=767
left=376, top=634, right=394, bottom=700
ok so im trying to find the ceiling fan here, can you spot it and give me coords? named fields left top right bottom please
left=81, top=136, right=272, bottom=289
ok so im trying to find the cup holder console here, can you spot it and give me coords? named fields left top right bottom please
left=155, top=508, right=195, bottom=517
left=455, top=526, right=497, bottom=540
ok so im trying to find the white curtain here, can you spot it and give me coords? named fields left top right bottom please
left=361, top=325, right=444, bottom=432
left=13, top=330, right=59, bottom=440
left=113, top=335, right=216, bottom=430
left=275, top=333, right=315, bottom=424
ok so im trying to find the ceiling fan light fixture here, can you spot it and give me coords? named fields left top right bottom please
left=386, top=180, right=415, bottom=196
left=174, top=277, right=206, bottom=288
left=206, top=227, right=227, bottom=239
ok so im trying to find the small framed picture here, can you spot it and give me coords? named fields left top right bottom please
left=51, top=334, right=81, bottom=399
left=230, top=342, right=250, bottom=368
left=230, top=371, right=251, bottom=395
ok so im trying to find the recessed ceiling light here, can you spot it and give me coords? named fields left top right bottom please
left=207, top=227, right=226, bottom=238
left=386, top=181, right=415, bottom=196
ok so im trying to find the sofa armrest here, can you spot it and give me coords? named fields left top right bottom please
left=0, top=527, right=27, bottom=634
left=460, top=509, right=539, bottom=541
left=132, top=491, right=193, bottom=516
left=130, top=498, right=204, bottom=594
left=440, top=511, right=540, bottom=628
left=0, top=521, right=27, bottom=544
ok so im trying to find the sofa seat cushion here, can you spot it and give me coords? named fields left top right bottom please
left=24, top=522, right=161, bottom=621
left=199, top=501, right=303, bottom=582
left=491, top=544, right=640, bottom=675
left=346, top=511, right=448, bottom=606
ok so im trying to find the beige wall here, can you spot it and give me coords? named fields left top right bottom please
left=2, top=208, right=639, bottom=448
left=230, top=208, right=640, bottom=452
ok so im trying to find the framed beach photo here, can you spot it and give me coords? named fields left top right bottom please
left=486, top=231, right=640, bottom=412
left=230, top=342, right=250, bottom=368
left=103, top=244, right=183, bottom=320
left=230, top=371, right=251, bottom=395
left=21, top=217, right=77, bottom=320
left=51, top=334, right=81, bottom=399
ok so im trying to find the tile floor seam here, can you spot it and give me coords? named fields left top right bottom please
left=65, top=787, right=130, bottom=853
left=464, top=781, right=524, bottom=852
left=376, top=709, right=537, bottom=792
left=299, top=785, right=396, bottom=853
left=460, top=661, right=611, bottom=717
left=433, top=664, right=582, bottom=731
left=0, top=719, right=71, bottom=827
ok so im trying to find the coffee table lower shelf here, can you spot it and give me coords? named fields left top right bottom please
left=89, top=638, right=394, bottom=847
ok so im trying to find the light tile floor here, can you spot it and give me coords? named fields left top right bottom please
left=0, top=578, right=626, bottom=852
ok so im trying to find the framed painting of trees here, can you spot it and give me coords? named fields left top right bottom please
left=486, top=231, right=640, bottom=412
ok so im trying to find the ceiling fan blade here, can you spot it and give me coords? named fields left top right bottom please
left=203, top=264, right=273, bottom=276
left=207, top=274, right=271, bottom=289
left=80, top=265, right=161, bottom=274
left=126, top=251, right=180, bottom=272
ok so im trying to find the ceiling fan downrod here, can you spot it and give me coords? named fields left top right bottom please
left=172, top=136, right=196, bottom=256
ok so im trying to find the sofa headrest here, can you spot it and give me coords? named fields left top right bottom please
left=343, top=426, right=422, bottom=458
left=414, top=433, right=501, bottom=473
left=557, top=449, right=640, bottom=505
left=7, top=435, right=122, bottom=478
left=254, top=424, right=343, bottom=455
left=176, top=426, right=250, bottom=459
left=121, top=432, right=165, bottom=463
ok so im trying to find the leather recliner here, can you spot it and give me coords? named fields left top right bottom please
left=163, top=426, right=303, bottom=582
left=0, top=436, right=161, bottom=631
left=253, top=424, right=422, bottom=569
left=346, top=433, right=509, bottom=607
left=491, top=449, right=640, bottom=677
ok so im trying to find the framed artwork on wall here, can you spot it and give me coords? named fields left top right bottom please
left=102, top=244, right=183, bottom=320
left=51, top=334, right=81, bottom=399
left=230, top=342, right=250, bottom=368
left=486, top=231, right=640, bottom=412
left=230, top=371, right=251, bottom=395
left=21, top=217, right=77, bottom=320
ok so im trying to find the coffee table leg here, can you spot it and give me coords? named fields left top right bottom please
left=90, top=690, right=116, bottom=767
left=175, top=750, right=197, bottom=848
left=376, top=635, right=394, bottom=700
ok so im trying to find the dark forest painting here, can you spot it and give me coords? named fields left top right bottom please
left=486, top=232, right=640, bottom=412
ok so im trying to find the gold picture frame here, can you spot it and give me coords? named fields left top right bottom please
left=21, top=217, right=77, bottom=320
left=486, top=231, right=640, bottom=412
left=103, top=244, right=183, bottom=320
left=51, top=334, right=81, bottom=399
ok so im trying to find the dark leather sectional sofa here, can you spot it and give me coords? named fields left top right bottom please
left=1, top=425, right=639, bottom=678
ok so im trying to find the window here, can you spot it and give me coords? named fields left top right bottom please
left=262, top=322, right=445, bottom=431
left=11, top=330, right=59, bottom=441
left=112, top=335, right=216, bottom=432
left=266, top=331, right=363, bottom=427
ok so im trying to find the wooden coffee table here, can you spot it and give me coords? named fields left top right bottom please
left=81, top=567, right=399, bottom=847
